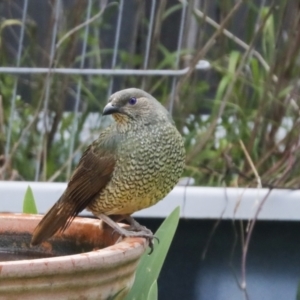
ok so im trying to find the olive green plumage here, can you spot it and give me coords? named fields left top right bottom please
left=31, top=88, right=185, bottom=246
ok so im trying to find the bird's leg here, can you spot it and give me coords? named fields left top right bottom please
left=124, top=215, right=159, bottom=252
left=97, top=213, right=157, bottom=253
left=123, top=215, right=153, bottom=235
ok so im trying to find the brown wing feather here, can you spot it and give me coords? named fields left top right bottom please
left=31, top=144, right=116, bottom=246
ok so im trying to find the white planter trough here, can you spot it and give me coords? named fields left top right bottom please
left=1, top=181, right=300, bottom=220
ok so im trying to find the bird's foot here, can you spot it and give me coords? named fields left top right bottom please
left=114, top=226, right=157, bottom=254
left=97, top=214, right=158, bottom=254
left=123, top=215, right=152, bottom=233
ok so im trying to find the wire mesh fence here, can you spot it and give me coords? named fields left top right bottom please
left=1, top=0, right=204, bottom=181
left=1, top=0, right=215, bottom=181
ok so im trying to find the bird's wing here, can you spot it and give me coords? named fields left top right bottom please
left=31, top=142, right=116, bottom=245
left=65, top=144, right=116, bottom=217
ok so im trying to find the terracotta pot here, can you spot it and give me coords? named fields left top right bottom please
left=0, top=213, right=147, bottom=300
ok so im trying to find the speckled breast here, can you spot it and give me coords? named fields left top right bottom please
left=88, top=123, right=185, bottom=215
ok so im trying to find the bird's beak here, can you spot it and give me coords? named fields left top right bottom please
left=102, top=102, right=120, bottom=116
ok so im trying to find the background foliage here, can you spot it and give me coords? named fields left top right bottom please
left=0, top=0, right=300, bottom=188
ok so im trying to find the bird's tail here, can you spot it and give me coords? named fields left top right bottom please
left=31, top=197, right=74, bottom=246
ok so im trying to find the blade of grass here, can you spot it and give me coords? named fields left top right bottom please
left=23, top=186, right=37, bottom=214
left=147, top=280, right=158, bottom=300
left=125, top=206, right=180, bottom=300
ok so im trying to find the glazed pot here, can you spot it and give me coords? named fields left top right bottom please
left=0, top=213, right=147, bottom=300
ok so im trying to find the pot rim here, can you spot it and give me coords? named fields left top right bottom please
left=0, top=213, right=148, bottom=277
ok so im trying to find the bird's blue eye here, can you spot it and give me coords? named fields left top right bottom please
left=129, top=97, right=137, bottom=105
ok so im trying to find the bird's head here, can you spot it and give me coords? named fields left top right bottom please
left=103, top=88, right=173, bottom=127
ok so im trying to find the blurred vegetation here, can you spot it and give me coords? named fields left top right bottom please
left=0, top=0, right=300, bottom=188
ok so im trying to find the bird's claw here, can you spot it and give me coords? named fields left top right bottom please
left=147, top=235, right=159, bottom=254
left=111, top=226, right=158, bottom=254
left=111, top=229, right=119, bottom=238
left=99, top=214, right=157, bottom=254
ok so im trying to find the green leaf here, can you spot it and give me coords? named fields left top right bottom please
left=163, top=4, right=183, bottom=20
left=228, top=51, right=240, bottom=74
left=125, top=206, right=180, bottom=300
left=215, top=75, right=230, bottom=100
left=0, top=19, right=22, bottom=31
left=23, top=186, right=37, bottom=214
left=147, top=280, right=158, bottom=300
